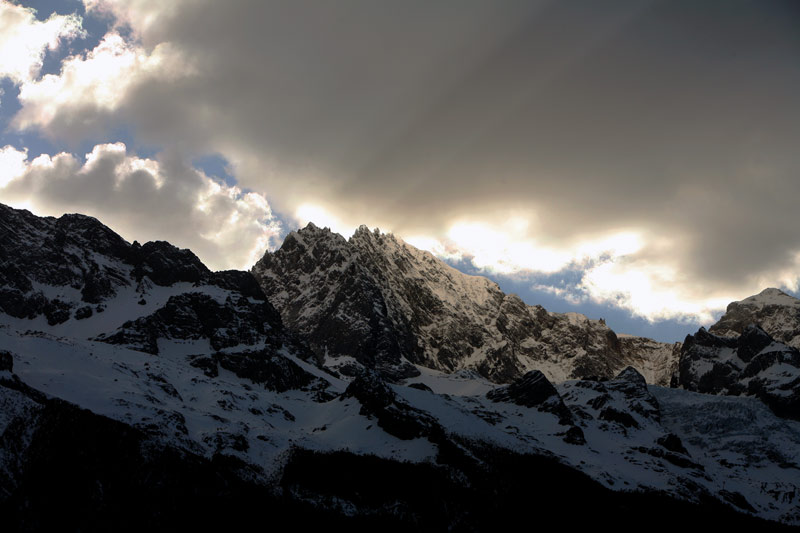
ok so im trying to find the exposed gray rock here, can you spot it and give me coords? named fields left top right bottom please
left=487, top=370, right=574, bottom=425
left=95, top=292, right=284, bottom=354
left=677, top=324, right=800, bottom=420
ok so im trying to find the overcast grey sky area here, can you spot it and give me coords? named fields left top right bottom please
left=1, top=0, right=799, bottom=342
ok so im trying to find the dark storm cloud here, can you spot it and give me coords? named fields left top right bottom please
left=10, top=0, right=800, bottom=308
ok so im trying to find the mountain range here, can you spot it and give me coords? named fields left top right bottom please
left=1, top=203, right=799, bottom=530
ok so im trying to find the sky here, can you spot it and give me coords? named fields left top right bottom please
left=1, top=0, right=799, bottom=342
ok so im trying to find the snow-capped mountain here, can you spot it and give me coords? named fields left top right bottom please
left=252, top=223, right=679, bottom=385
left=1, top=203, right=799, bottom=529
left=710, top=287, right=800, bottom=349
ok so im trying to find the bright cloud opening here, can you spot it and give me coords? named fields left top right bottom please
left=295, top=203, right=356, bottom=238
left=578, top=260, right=732, bottom=323
left=0, top=1, right=84, bottom=86
left=0, top=145, right=28, bottom=188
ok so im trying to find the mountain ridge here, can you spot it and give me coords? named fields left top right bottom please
left=2, top=203, right=800, bottom=527
left=252, top=222, right=679, bottom=385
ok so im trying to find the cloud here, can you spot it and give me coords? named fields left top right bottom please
left=83, top=0, right=180, bottom=38
left=13, top=31, right=193, bottom=140
left=5, top=0, right=800, bottom=320
left=0, top=0, right=83, bottom=90
left=0, top=143, right=281, bottom=270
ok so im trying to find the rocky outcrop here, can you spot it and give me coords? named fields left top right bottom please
left=677, top=324, right=800, bottom=420
left=487, top=370, right=585, bottom=443
left=559, top=366, right=663, bottom=437
left=95, top=292, right=284, bottom=354
left=487, top=370, right=573, bottom=422
left=0, top=205, right=131, bottom=320
left=342, top=370, right=440, bottom=440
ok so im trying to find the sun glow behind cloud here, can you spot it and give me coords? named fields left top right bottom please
left=408, top=219, right=644, bottom=273
left=295, top=203, right=356, bottom=238
left=578, top=260, right=732, bottom=323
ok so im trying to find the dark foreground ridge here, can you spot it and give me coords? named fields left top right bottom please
left=1, top=378, right=791, bottom=531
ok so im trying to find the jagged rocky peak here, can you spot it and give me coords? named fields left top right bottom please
left=253, top=222, right=678, bottom=385
left=709, top=287, right=800, bottom=349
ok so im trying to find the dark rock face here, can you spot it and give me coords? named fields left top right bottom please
left=658, top=434, right=690, bottom=456
left=0, top=204, right=273, bottom=340
left=74, top=305, right=93, bottom=320
left=342, top=370, right=440, bottom=440
left=558, top=366, right=663, bottom=440
left=487, top=371, right=564, bottom=409
left=737, top=325, right=774, bottom=363
left=0, top=206, right=133, bottom=321
left=253, top=223, right=677, bottom=384
left=677, top=325, right=800, bottom=420
left=678, top=328, right=740, bottom=395
left=599, top=407, right=640, bottom=429
left=214, top=349, right=333, bottom=399
left=0, top=350, right=13, bottom=372
left=486, top=370, right=576, bottom=431
left=96, top=292, right=283, bottom=354
left=615, top=366, right=647, bottom=388
left=132, top=241, right=210, bottom=286
left=608, top=366, right=661, bottom=422
left=563, top=425, right=587, bottom=445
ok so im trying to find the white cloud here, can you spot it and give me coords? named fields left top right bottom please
left=0, top=143, right=281, bottom=270
left=13, top=31, right=192, bottom=133
left=0, top=1, right=83, bottom=88
left=403, top=219, right=800, bottom=323
left=0, top=144, right=28, bottom=187
left=82, top=0, right=181, bottom=39
left=406, top=218, right=643, bottom=276
left=578, top=258, right=733, bottom=323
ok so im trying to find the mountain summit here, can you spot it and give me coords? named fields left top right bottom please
left=709, top=287, right=800, bottom=349
left=253, top=223, right=679, bottom=384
